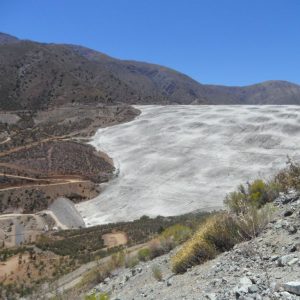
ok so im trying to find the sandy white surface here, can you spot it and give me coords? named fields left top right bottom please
left=76, top=105, right=300, bottom=226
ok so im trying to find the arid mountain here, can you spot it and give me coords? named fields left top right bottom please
left=70, top=45, right=300, bottom=105
left=1, top=32, right=300, bottom=110
left=206, top=80, right=300, bottom=105
left=0, top=39, right=138, bottom=110
left=0, top=32, right=19, bottom=45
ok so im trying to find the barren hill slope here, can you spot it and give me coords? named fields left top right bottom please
left=66, top=44, right=300, bottom=105
left=1, top=32, right=300, bottom=110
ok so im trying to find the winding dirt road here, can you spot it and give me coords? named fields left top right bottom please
left=43, top=243, right=148, bottom=298
left=0, top=172, right=89, bottom=191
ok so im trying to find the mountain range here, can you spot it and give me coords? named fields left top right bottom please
left=1, top=32, right=300, bottom=110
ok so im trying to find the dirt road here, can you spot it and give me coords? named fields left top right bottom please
left=0, top=172, right=89, bottom=191
left=43, top=243, right=147, bottom=298
left=0, top=135, right=71, bottom=158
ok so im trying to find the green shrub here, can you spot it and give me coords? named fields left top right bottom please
left=85, top=293, right=109, bottom=300
left=224, top=179, right=279, bottom=214
left=138, top=248, right=151, bottom=261
left=160, top=224, right=192, bottom=244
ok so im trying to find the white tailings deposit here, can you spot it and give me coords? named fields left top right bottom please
left=76, top=105, right=300, bottom=226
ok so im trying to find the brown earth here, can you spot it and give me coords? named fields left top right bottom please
left=1, top=32, right=300, bottom=111
left=0, top=104, right=139, bottom=213
left=102, top=231, right=128, bottom=248
left=0, top=250, right=74, bottom=288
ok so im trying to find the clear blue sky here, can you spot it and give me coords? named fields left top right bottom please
left=1, top=0, right=300, bottom=86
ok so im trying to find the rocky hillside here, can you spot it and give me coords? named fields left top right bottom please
left=88, top=192, right=300, bottom=299
left=0, top=32, right=19, bottom=45
left=1, top=32, right=300, bottom=110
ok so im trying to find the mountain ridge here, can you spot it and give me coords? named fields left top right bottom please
left=1, top=32, right=300, bottom=110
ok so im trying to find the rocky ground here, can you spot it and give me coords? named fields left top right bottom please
left=89, top=192, right=300, bottom=299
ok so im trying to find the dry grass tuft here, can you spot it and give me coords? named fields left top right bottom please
left=151, top=264, right=163, bottom=281
left=171, top=213, right=241, bottom=273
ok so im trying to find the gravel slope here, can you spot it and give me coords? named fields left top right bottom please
left=89, top=192, right=300, bottom=299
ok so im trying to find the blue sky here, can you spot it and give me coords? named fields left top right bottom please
left=1, top=0, right=299, bottom=86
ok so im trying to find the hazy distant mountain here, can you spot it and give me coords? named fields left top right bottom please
left=1, top=32, right=300, bottom=110
left=206, top=80, right=300, bottom=105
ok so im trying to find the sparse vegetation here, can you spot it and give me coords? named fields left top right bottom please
left=224, top=179, right=278, bottom=214
left=138, top=247, right=151, bottom=261
left=274, top=157, right=300, bottom=191
left=171, top=213, right=241, bottom=273
left=151, top=264, right=163, bottom=281
left=36, top=211, right=211, bottom=262
left=0, top=104, right=139, bottom=213
left=172, top=160, right=300, bottom=274
left=125, top=255, right=139, bottom=268
left=85, top=293, right=110, bottom=300
left=80, top=263, right=111, bottom=289
left=110, top=250, right=125, bottom=269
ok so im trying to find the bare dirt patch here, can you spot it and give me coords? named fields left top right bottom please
left=102, top=231, right=128, bottom=248
left=0, top=253, right=29, bottom=279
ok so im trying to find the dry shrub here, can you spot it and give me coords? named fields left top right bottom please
left=148, top=238, right=165, bottom=258
left=80, top=250, right=126, bottom=289
left=80, top=264, right=110, bottom=288
left=171, top=213, right=241, bottom=274
left=151, top=264, right=163, bottom=281
left=203, top=213, right=243, bottom=251
left=125, top=255, right=139, bottom=268
left=234, top=203, right=275, bottom=239
left=146, top=224, right=192, bottom=260
left=274, top=158, right=300, bottom=191
left=225, top=180, right=276, bottom=239
left=171, top=161, right=297, bottom=275
left=109, top=250, right=125, bottom=269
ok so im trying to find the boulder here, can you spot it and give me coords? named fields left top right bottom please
left=287, top=258, right=299, bottom=266
left=283, top=210, right=294, bottom=217
left=277, top=254, right=296, bottom=266
left=283, top=282, right=300, bottom=296
left=287, top=225, right=297, bottom=234
left=233, top=276, right=253, bottom=296
left=248, top=284, right=259, bottom=293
